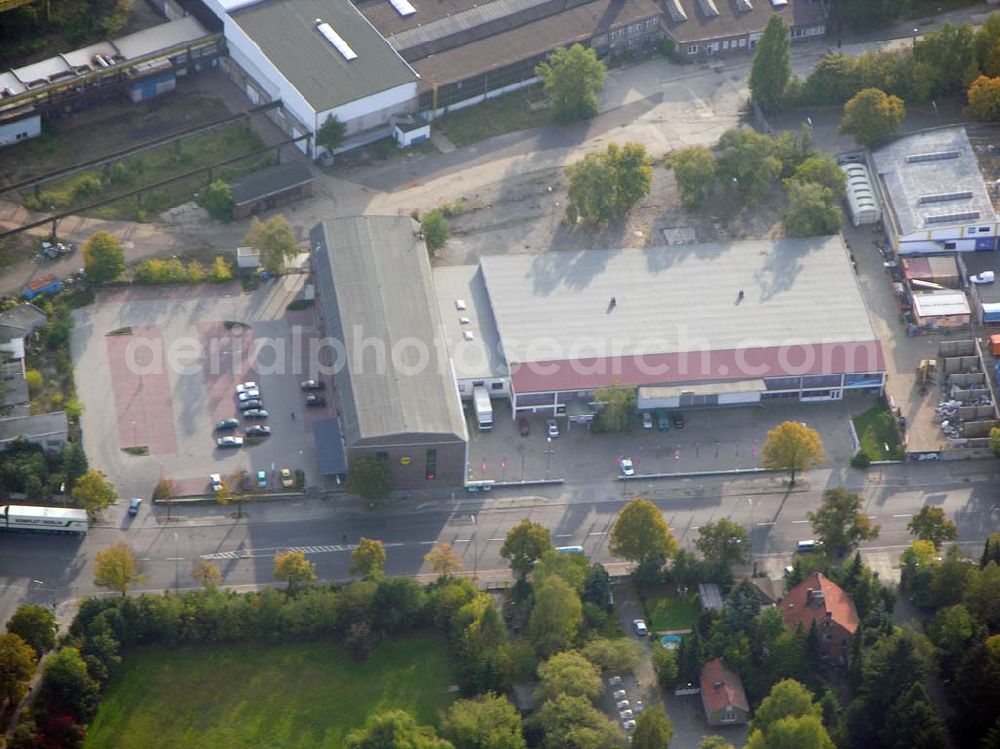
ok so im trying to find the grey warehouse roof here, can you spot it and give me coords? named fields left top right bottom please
left=872, top=127, right=997, bottom=238
left=478, top=236, right=878, bottom=365
left=231, top=0, right=417, bottom=114
left=310, top=217, right=466, bottom=446
left=432, top=264, right=508, bottom=381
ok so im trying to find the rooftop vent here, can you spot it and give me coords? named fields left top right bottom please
left=455, top=299, right=467, bottom=310
left=388, top=0, right=416, bottom=16
left=665, top=0, right=687, bottom=22
left=459, top=317, right=470, bottom=325
left=917, top=191, right=974, bottom=205
left=926, top=211, right=981, bottom=225
left=734, top=0, right=752, bottom=10
left=463, top=331, right=474, bottom=341
left=770, top=0, right=788, bottom=6
left=315, top=20, right=357, bottom=61
left=906, top=150, right=961, bottom=164
left=696, top=0, right=719, bottom=17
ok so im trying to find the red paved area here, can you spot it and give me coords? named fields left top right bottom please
left=197, top=322, right=255, bottom=423
left=106, top=326, right=178, bottom=455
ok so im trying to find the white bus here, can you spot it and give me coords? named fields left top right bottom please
left=0, top=505, right=88, bottom=536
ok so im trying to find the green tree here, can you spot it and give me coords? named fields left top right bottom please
left=749, top=16, right=792, bottom=114
left=667, top=145, right=716, bottom=208
left=581, top=637, right=641, bottom=674
left=425, top=542, right=463, bottom=577
left=24, top=369, right=43, bottom=397
left=345, top=709, right=453, bottom=749
left=536, top=650, right=602, bottom=702
left=783, top=181, right=843, bottom=238
left=715, top=128, right=782, bottom=204
left=983, top=533, right=1000, bottom=567
left=565, top=143, right=652, bottom=225
left=807, top=487, right=879, bottom=556
left=881, top=682, right=949, bottom=749
left=907, top=506, right=958, bottom=549
left=0, top=632, right=36, bottom=707
left=93, top=541, right=143, bottom=597
left=82, top=230, right=126, bottom=284
left=273, top=549, right=317, bottom=591
left=913, top=22, right=976, bottom=97
left=350, top=537, right=387, bottom=580
left=926, top=604, right=977, bottom=666
left=199, top=179, right=233, bottom=221
left=633, top=706, right=674, bottom=749
left=422, top=209, right=450, bottom=254
left=190, top=560, right=222, bottom=589
left=442, top=693, right=525, bottom=749
left=963, top=562, right=1000, bottom=631
left=839, top=88, right=905, bottom=147
left=528, top=693, right=623, bottom=749
left=751, top=679, right=822, bottom=734
left=6, top=604, right=57, bottom=658
left=610, top=498, right=677, bottom=566
left=582, top=563, right=612, bottom=611
left=967, top=75, right=1000, bottom=121
left=789, top=154, right=846, bottom=198
left=70, top=468, right=116, bottom=518
left=533, top=549, right=590, bottom=592
left=243, top=214, right=300, bottom=275
left=39, top=647, right=98, bottom=723
left=746, top=714, right=834, bottom=749
left=316, top=114, right=347, bottom=154
left=593, top=382, right=636, bottom=432
left=529, top=575, right=583, bottom=658
left=952, top=635, right=1000, bottom=745
left=501, top=519, right=552, bottom=579
left=836, top=0, right=902, bottom=30
left=651, top=642, right=678, bottom=690
left=700, top=738, right=736, bottom=749
left=347, top=454, right=393, bottom=504
left=761, top=421, right=825, bottom=486
left=695, top=519, right=750, bottom=577
left=535, top=44, right=606, bottom=122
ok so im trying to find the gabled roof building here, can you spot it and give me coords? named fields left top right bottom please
left=700, top=658, right=749, bottom=726
left=781, top=572, right=859, bottom=664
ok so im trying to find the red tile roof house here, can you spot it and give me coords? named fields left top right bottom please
left=781, top=572, right=859, bottom=665
left=700, top=658, right=749, bottom=727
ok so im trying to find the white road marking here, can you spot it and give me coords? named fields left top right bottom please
left=589, top=531, right=606, bottom=536
left=757, top=522, right=775, bottom=526
left=791, top=520, right=809, bottom=524
left=165, top=557, right=184, bottom=561
left=556, top=533, right=573, bottom=538
left=892, top=513, right=912, bottom=518
left=488, top=537, right=504, bottom=542
left=201, top=542, right=404, bottom=561
left=418, top=541, right=435, bottom=545
left=868, top=515, right=878, bottom=520
left=454, top=539, right=470, bottom=544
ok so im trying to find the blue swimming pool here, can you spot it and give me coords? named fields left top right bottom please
left=660, top=634, right=682, bottom=650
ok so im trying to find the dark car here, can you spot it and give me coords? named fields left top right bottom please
left=518, top=417, right=529, bottom=437
left=245, top=425, right=272, bottom=438
left=242, top=409, right=269, bottom=420
left=670, top=411, right=685, bottom=429
left=300, top=379, right=326, bottom=391
left=238, top=399, right=263, bottom=411
left=215, top=418, right=239, bottom=431
left=128, top=498, right=142, bottom=516
left=305, top=393, right=327, bottom=407
left=656, top=410, right=670, bottom=431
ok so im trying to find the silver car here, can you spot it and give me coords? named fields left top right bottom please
left=615, top=699, right=630, bottom=711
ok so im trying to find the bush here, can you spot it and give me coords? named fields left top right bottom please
left=421, top=210, right=450, bottom=254
left=850, top=451, right=871, bottom=468
left=25, top=369, right=44, bottom=396
left=198, top=180, right=234, bottom=221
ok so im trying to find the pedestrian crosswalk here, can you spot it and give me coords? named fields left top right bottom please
left=201, top=542, right=404, bottom=560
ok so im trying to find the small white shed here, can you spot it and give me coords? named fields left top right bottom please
left=841, top=162, right=881, bottom=226
left=236, top=246, right=260, bottom=269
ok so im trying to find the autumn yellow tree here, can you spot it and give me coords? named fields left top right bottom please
left=190, top=560, right=223, bottom=589
left=967, top=75, right=1000, bottom=120
left=273, top=550, right=316, bottom=592
left=93, top=542, right=144, bottom=597
left=425, top=542, right=463, bottom=577
left=761, top=421, right=825, bottom=486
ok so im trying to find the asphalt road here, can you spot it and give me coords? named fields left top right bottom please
left=1, top=460, right=996, bottom=625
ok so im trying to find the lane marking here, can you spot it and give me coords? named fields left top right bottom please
left=454, top=539, right=470, bottom=544
left=868, top=515, right=878, bottom=520
left=589, top=531, right=606, bottom=536
left=757, top=522, right=775, bottom=526
left=165, top=557, right=184, bottom=561
left=418, top=541, right=435, bottom=545
left=556, top=533, right=573, bottom=538
left=893, top=513, right=912, bottom=518
left=488, top=537, right=504, bottom=542
left=791, top=520, right=809, bottom=524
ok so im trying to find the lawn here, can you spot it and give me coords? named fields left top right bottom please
left=852, top=404, right=902, bottom=461
left=83, top=633, right=457, bottom=749
left=434, top=85, right=551, bottom=147
left=643, top=589, right=700, bottom=633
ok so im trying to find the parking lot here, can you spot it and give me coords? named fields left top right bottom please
left=466, top=397, right=865, bottom=485
left=71, top=276, right=332, bottom=503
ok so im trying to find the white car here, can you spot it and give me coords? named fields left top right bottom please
left=210, top=473, right=223, bottom=492
left=615, top=699, right=630, bottom=711
left=608, top=675, right=623, bottom=687
left=620, top=458, right=635, bottom=476
left=217, top=436, right=243, bottom=448
left=622, top=720, right=636, bottom=732
left=547, top=419, right=559, bottom=438
left=619, top=709, right=634, bottom=721
left=633, top=619, right=648, bottom=636
left=970, top=271, right=996, bottom=284
left=235, top=381, right=258, bottom=394
left=612, top=689, right=627, bottom=700
left=642, top=412, right=653, bottom=429
left=237, top=389, right=260, bottom=401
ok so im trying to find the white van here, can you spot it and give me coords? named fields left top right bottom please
left=795, top=539, right=818, bottom=553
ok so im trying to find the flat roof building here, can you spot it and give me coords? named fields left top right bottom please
left=0, top=411, right=69, bottom=452
left=310, top=216, right=467, bottom=489
left=872, top=127, right=999, bottom=255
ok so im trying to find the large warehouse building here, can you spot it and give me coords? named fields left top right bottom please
left=434, top=236, right=885, bottom=417
left=310, top=216, right=468, bottom=489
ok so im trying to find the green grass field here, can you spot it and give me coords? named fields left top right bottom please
left=83, top=633, right=457, bottom=749
left=434, top=85, right=551, bottom=147
left=643, top=590, right=700, bottom=632
left=853, top=404, right=902, bottom=461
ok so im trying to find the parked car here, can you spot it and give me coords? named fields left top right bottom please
left=656, top=411, right=670, bottom=431
left=608, top=676, right=623, bottom=687
left=237, top=389, right=260, bottom=402
left=620, top=457, right=635, bottom=477
left=257, top=470, right=267, bottom=488
left=238, top=399, right=263, bottom=411
left=280, top=467, right=294, bottom=488
left=305, top=394, right=327, bottom=407
left=242, top=409, right=269, bottom=420
left=217, top=436, right=243, bottom=448
left=245, top=425, right=272, bottom=438
left=128, top=498, right=142, bottom=516
left=612, top=689, right=627, bottom=701
left=633, top=619, right=648, bottom=636
left=300, top=379, right=325, bottom=391
left=615, top=699, right=630, bottom=710
left=795, top=539, right=819, bottom=553
left=547, top=418, right=559, bottom=438
left=641, top=412, right=653, bottom=430
left=619, top=710, right=634, bottom=721
left=622, top=720, right=636, bottom=732
left=210, top=473, right=223, bottom=492
left=235, top=382, right=257, bottom=394
left=215, top=418, right=239, bottom=431
left=518, top=417, right=530, bottom=437
left=670, top=411, right=685, bottom=428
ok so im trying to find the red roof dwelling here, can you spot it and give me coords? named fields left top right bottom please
left=700, top=658, right=749, bottom=726
left=782, top=572, right=859, bottom=665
